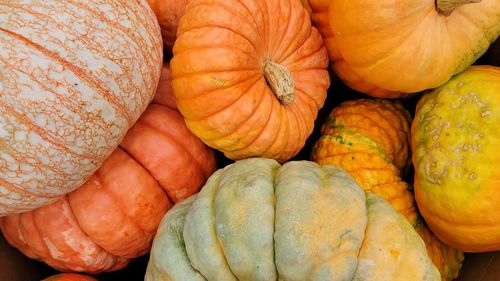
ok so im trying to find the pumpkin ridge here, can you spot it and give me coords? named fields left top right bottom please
left=0, top=177, right=60, bottom=204
left=320, top=131, right=392, bottom=164
left=177, top=75, right=260, bottom=122
left=0, top=2, right=143, bottom=103
left=271, top=0, right=300, bottom=61
left=0, top=27, right=134, bottom=125
left=117, top=144, right=174, bottom=204
left=211, top=81, right=273, bottom=151
left=172, top=60, right=259, bottom=79
left=0, top=102, right=101, bottom=162
left=178, top=1, right=260, bottom=55
left=82, top=185, right=152, bottom=258
left=224, top=92, right=276, bottom=155
left=0, top=58, right=112, bottom=135
left=34, top=199, right=120, bottom=272
left=64, top=0, right=162, bottom=74
left=186, top=76, right=262, bottom=127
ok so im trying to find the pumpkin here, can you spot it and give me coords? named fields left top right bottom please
left=412, top=65, right=500, bottom=252
left=171, top=0, right=330, bottom=163
left=41, top=273, right=97, bottom=281
left=0, top=0, right=163, bottom=215
left=145, top=158, right=439, bottom=281
left=306, top=0, right=500, bottom=97
left=146, top=0, right=189, bottom=51
left=311, top=99, right=463, bottom=280
left=0, top=65, right=217, bottom=273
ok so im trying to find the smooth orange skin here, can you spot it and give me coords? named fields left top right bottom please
left=329, top=0, right=499, bottom=94
left=171, top=0, right=330, bottom=163
left=412, top=65, right=500, bottom=252
left=307, top=0, right=499, bottom=97
left=42, top=273, right=98, bottom=281
left=146, top=0, right=189, bottom=51
left=306, top=0, right=405, bottom=98
left=312, top=99, right=463, bottom=280
left=0, top=65, right=216, bottom=273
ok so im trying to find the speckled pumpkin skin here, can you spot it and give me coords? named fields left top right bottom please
left=145, top=158, right=440, bottom=281
left=0, top=65, right=216, bottom=273
left=311, top=99, right=464, bottom=280
left=412, top=65, right=500, bottom=252
left=0, top=0, right=163, bottom=215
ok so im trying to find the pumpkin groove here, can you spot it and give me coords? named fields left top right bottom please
left=171, top=0, right=329, bottom=162
left=312, top=99, right=464, bottom=280
left=0, top=0, right=163, bottom=215
left=0, top=65, right=216, bottom=273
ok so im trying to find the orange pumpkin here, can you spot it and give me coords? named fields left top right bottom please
left=0, top=0, right=163, bottom=215
left=0, top=65, right=216, bottom=273
left=312, top=99, right=463, bottom=280
left=412, top=65, right=500, bottom=252
left=146, top=0, right=189, bottom=51
left=171, top=0, right=330, bottom=163
left=307, top=0, right=499, bottom=97
left=41, top=273, right=97, bottom=281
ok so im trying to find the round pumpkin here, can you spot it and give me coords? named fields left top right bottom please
left=41, top=273, right=97, bottom=281
left=412, top=65, right=500, bottom=252
left=0, top=65, right=216, bottom=273
left=146, top=158, right=440, bottom=281
left=171, top=0, right=330, bottom=163
left=307, top=0, right=499, bottom=97
left=146, top=0, right=189, bottom=51
left=311, top=99, right=464, bottom=280
left=0, top=0, right=163, bottom=215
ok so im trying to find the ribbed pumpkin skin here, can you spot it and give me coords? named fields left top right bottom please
left=412, top=65, right=500, bottom=252
left=146, top=0, right=189, bottom=51
left=306, top=0, right=499, bottom=97
left=306, top=0, right=402, bottom=98
left=311, top=99, right=463, bottom=280
left=171, top=0, right=330, bottom=163
left=146, top=158, right=440, bottom=281
left=0, top=0, right=163, bottom=215
left=0, top=66, right=216, bottom=273
left=328, top=0, right=499, bottom=94
left=42, top=273, right=97, bottom=281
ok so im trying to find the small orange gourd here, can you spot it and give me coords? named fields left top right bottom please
left=312, top=99, right=463, bottom=280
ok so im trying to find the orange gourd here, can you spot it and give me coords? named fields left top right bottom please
left=0, top=65, right=216, bottom=273
left=312, top=99, right=463, bottom=280
left=307, top=0, right=499, bottom=97
left=412, top=65, right=500, bottom=252
left=171, top=0, right=330, bottom=163
left=146, top=0, right=189, bottom=51
left=0, top=0, right=163, bottom=215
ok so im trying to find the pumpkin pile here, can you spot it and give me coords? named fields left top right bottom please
left=0, top=65, right=216, bottom=273
left=0, top=0, right=498, bottom=280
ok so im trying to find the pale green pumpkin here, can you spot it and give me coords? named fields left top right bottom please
left=146, top=158, right=439, bottom=281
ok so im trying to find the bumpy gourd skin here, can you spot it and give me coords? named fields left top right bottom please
left=412, top=65, right=500, bottom=252
left=146, top=158, right=439, bottom=281
left=311, top=99, right=463, bottom=280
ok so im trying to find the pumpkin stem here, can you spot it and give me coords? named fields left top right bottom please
left=263, top=59, right=295, bottom=105
left=436, top=0, right=481, bottom=16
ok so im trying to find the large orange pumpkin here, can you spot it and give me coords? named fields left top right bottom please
left=146, top=0, right=189, bottom=51
left=307, top=0, right=499, bottom=97
left=171, top=0, right=330, bottom=163
left=0, top=65, right=216, bottom=273
left=0, top=0, right=163, bottom=215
